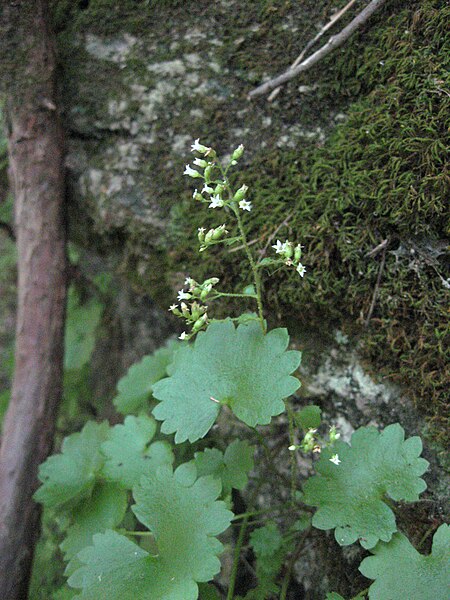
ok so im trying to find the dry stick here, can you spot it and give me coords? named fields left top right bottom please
left=249, top=0, right=388, bottom=99
left=364, top=244, right=387, bottom=327
left=259, top=210, right=294, bottom=258
left=267, top=0, right=359, bottom=102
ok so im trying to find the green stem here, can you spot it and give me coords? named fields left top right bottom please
left=231, top=204, right=265, bottom=333
left=227, top=514, right=249, bottom=600
left=286, top=403, right=297, bottom=504
left=212, top=291, right=257, bottom=299
left=122, top=530, right=154, bottom=537
left=279, top=532, right=308, bottom=600
left=232, top=502, right=294, bottom=522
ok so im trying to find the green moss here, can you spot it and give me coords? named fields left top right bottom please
left=170, top=0, right=450, bottom=442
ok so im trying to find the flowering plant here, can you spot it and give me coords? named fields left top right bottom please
left=33, top=141, right=444, bottom=600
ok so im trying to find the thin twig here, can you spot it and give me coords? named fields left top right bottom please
left=364, top=244, right=387, bottom=327
left=268, top=0, right=358, bottom=102
left=249, top=0, right=388, bottom=99
left=259, top=210, right=294, bottom=259
left=364, top=237, right=388, bottom=258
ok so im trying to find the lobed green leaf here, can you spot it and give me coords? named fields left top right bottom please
left=359, top=524, right=450, bottom=599
left=303, top=424, right=429, bottom=548
left=152, top=321, right=301, bottom=443
left=101, top=415, right=174, bottom=489
left=34, top=421, right=110, bottom=508
left=114, top=343, right=177, bottom=415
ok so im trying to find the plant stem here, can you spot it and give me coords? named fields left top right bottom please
left=279, top=532, right=308, bottom=600
left=232, top=204, right=266, bottom=333
left=212, top=291, right=257, bottom=299
left=232, top=502, right=295, bottom=522
left=286, top=403, right=298, bottom=503
left=226, top=514, right=249, bottom=600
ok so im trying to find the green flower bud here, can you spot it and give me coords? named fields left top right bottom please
left=212, top=227, right=225, bottom=240
left=233, top=184, right=248, bottom=202
left=192, top=313, right=208, bottom=332
left=294, top=244, right=302, bottom=262
left=197, top=227, right=206, bottom=243
left=205, top=229, right=215, bottom=243
left=284, top=242, right=294, bottom=259
left=204, top=165, right=214, bottom=183
left=231, top=144, right=244, bottom=161
left=214, top=184, right=225, bottom=195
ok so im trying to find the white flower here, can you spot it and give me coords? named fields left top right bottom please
left=209, top=195, right=224, bottom=208
left=193, top=157, right=208, bottom=168
left=179, top=331, right=188, bottom=340
left=198, top=227, right=206, bottom=234
left=329, top=454, right=341, bottom=465
left=184, top=164, right=201, bottom=178
left=288, top=444, right=297, bottom=452
left=239, top=199, right=252, bottom=211
left=168, top=304, right=178, bottom=312
left=185, top=277, right=194, bottom=286
left=296, top=263, right=306, bottom=277
left=191, top=138, right=209, bottom=153
left=177, top=290, right=191, bottom=301
left=202, top=184, right=214, bottom=194
left=272, top=239, right=286, bottom=254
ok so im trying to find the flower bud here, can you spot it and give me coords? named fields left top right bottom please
left=233, top=184, right=248, bottom=202
left=204, top=277, right=220, bottom=287
left=192, top=313, right=208, bottom=332
left=214, top=184, right=225, bottom=195
left=205, top=229, right=215, bottom=244
left=197, top=227, right=206, bottom=243
left=204, top=165, right=214, bottom=183
left=212, top=226, right=226, bottom=240
left=231, top=144, right=244, bottom=161
left=294, top=244, right=302, bottom=262
left=284, top=242, right=294, bottom=259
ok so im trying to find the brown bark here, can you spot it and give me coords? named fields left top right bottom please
left=0, top=2, right=66, bottom=598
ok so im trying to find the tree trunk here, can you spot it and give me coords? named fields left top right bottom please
left=0, top=2, right=66, bottom=598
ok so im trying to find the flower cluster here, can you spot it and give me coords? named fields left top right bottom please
left=185, top=140, right=252, bottom=213
left=197, top=224, right=228, bottom=253
left=169, top=277, right=220, bottom=340
left=289, top=426, right=341, bottom=462
left=272, top=239, right=306, bottom=277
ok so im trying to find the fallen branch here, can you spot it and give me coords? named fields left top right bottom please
left=267, top=0, right=359, bottom=102
left=249, top=0, right=388, bottom=99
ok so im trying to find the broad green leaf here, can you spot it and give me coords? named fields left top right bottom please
left=101, top=415, right=174, bottom=489
left=132, top=465, right=233, bottom=582
left=359, top=524, right=450, bottom=599
left=295, top=405, right=322, bottom=430
left=34, top=421, right=110, bottom=508
left=68, top=530, right=195, bottom=599
left=153, top=321, right=301, bottom=442
left=64, top=289, right=103, bottom=370
left=61, top=482, right=127, bottom=561
left=69, top=464, right=233, bottom=599
left=194, top=440, right=254, bottom=495
left=114, top=344, right=176, bottom=414
left=303, top=424, right=429, bottom=549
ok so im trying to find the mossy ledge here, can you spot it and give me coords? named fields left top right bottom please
left=170, top=0, right=450, bottom=444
